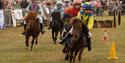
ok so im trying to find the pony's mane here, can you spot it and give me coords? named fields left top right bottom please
left=51, top=12, right=61, bottom=19
left=70, top=17, right=82, bottom=31
left=25, top=11, right=38, bottom=21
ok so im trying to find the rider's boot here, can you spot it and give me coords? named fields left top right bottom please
left=82, top=24, right=92, bottom=51
left=87, top=37, right=92, bottom=51
left=22, top=24, right=26, bottom=35
left=40, top=23, right=45, bottom=35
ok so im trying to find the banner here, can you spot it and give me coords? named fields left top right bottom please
left=14, top=9, right=23, bottom=20
left=0, top=10, right=5, bottom=29
left=74, top=0, right=82, bottom=2
left=12, top=9, right=23, bottom=27
left=4, top=9, right=12, bottom=26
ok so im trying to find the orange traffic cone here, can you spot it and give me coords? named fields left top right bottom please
left=102, top=29, right=108, bottom=42
left=107, top=42, right=118, bottom=59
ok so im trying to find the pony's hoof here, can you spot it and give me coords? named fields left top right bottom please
left=88, top=46, right=92, bottom=51
left=53, top=39, right=57, bottom=44
left=22, top=32, right=25, bottom=35
left=64, top=56, right=69, bottom=60
left=65, top=57, right=69, bottom=60
left=54, top=42, right=56, bottom=44
left=26, top=44, right=29, bottom=47
left=59, top=41, right=64, bottom=44
left=35, top=42, right=37, bottom=45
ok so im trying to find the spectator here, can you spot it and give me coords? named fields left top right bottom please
left=63, top=0, right=71, bottom=8
left=122, top=0, right=125, bottom=13
left=0, top=0, right=3, bottom=9
left=107, top=1, right=114, bottom=15
left=42, top=1, right=52, bottom=23
left=20, top=0, right=29, bottom=9
left=14, top=0, right=21, bottom=9
left=20, top=0, right=29, bottom=16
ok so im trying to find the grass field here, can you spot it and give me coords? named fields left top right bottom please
left=0, top=16, right=125, bottom=63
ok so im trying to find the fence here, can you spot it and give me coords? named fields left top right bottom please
left=0, top=9, right=24, bottom=30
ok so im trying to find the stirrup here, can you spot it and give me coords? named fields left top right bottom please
left=21, top=32, right=25, bottom=35
left=59, top=41, right=64, bottom=44
left=88, top=46, right=92, bottom=51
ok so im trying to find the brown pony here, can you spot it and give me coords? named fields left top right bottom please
left=68, top=18, right=87, bottom=63
left=24, top=11, right=40, bottom=51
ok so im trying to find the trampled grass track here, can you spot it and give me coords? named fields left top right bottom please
left=0, top=16, right=125, bottom=63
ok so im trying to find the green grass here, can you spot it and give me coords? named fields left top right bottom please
left=0, top=16, right=125, bottom=63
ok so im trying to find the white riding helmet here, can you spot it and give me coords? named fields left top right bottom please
left=64, top=0, right=70, bottom=1
left=56, top=1, right=63, bottom=5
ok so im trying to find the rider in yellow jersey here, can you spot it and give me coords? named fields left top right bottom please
left=60, top=2, right=94, bottom=51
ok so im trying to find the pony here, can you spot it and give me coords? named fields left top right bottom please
left=51, top=11, right=63, bottom=44
left=61, top=15, right=72, bottom=55
left=24, top=11, right=40, bottom=50
left=62, top=17, right=87, bottom=63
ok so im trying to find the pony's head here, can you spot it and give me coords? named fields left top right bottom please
left=51, top=12, right=61, bottom=20
left=24, top=11, right=38, bottom=29
left=70, top=17, right=83, bottom=41
left=70, top=17, right=82, bottom=31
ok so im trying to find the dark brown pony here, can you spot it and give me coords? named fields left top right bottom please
left=24, top=11, right=40, bottom=50
left=51, top=12, right=63, bottom=44
left=64, top=18, right=87, bottom=63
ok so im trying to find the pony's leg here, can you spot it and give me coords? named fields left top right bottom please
left=65, top=47, right=70, bottom=60
left=63, top=44, right=68, bottom=53
left=54, top=31, right=59, bottom=44
left=63, top=44, right=70, bottom=60
left=31, top=37, right=35, bottom=51
left=35, top=35, right=38, bottom=45
left=35, top=37, right=38, bottom=45
left=78, top=48, right=83, bottom=63
left=60, top=29, right=63, bottom=39
left=52, top=30, right=54, bottom=42
left=73, top=48, right=79, bottom=62
left=70, top=49, right=74, bottom=63
left=25, top=35, right=30, bottom=47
